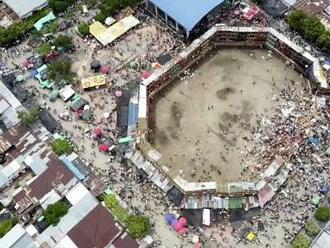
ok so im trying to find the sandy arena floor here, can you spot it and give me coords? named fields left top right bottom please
left=149, top=49, right=303, bottom=183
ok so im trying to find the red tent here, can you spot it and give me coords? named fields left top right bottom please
left=99, top=144, right=109, bottom=152
left=101, top=64, right=110, bottom=74
left=94, top=127, right=102, bottom=137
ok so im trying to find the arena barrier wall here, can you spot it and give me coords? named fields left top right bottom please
left=133, top=26, right=328, bottom=210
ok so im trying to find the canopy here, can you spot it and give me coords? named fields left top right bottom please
left=94, top=127, right=102, bottom=137
left=243, top=6, right=261, bottom=21
left=246, top=232, right=256, bottom=241
left=115, top=90, right=123, bottom=97
left=99, top=144, right=109, bottom=152
left=34, top=11, right=56, bottom=31
left=165, top=213, right=176, bottom=224
left=175, top=221, right=184, bottom=232
left=142, top=71, right=151, bottom=79
left=150, top=0, right=225, bottom=31
left=16, top=75, right=24, bottom=82
left=311, top=195, right=321, bottom=206
left=90, top=60, right=101, bottom=70
left=101, top=64, right=110, bottom=74
left=170, top=218, right=177, bottom=229
left=178, top=217, right=187, bottom=226
left=178, top=227, right=188, bottom=235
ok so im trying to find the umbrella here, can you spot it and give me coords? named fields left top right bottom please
left=90, top=60, right=101, bottom=71
left=165, top=213, right=175, bottom=225
left=99, top=144, right=109, bottom=152
left=16, top=75, right=24, bottom=82
left=178, top=217, right=187, bottom=226
left=178, top=227, right=188, bottom=236
left=194, top=242, right=202, bottom=248
left=94, top=127, right=102, bottom=137
left=192, top=235, right=199, bottom=243
left=170, top=219, right=177, bottom=229
left=311, top=195, right=321, bottom=206
left=101, top=64, right=110, bottom=74
left=175, top=221, right=184, bottom=232
left=115, top=90, right=122, bottom=97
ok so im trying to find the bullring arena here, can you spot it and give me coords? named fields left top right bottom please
left=126, top=26, right=327, bottom=210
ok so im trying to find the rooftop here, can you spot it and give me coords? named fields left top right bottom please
left=150, top=0, right=225, bottom=31
left=68, top=204, right=122, bottom=248
left=3, top=0, right=48, bottom=18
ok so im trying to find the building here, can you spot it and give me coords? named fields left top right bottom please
left=0, top=224, right=38, bottom=248
left=310, top=230, right=330, bottom=248
left=0, top=79, right=138, bottom=248
left=2, top=0, right=48, bottom=19
left=146, top=0, right=225, bottom=37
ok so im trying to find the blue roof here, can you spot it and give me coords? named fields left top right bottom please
left=150, top=0, right=225, bottom=31
left=61, top=157, right=86, bottom=181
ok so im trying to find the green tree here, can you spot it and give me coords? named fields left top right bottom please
left=292, top=233, right=310, bottom=248
left=17, top=107, right=39, bottom=125
left=36, top=42, right=52, bottom=57
left=54, top=35, right=73, bottom=51
left=0, top=218, right=18, bottom=238
left=44, top=201, right=69, bottom=225
left=48, top=60, right=74, bottom=83
left=0, top=9, right=50, bottom=47
left=127, top=215, right=150, bottom=239
left=95, top=12, right=107, bottom=23
left=317, top=31, right=330, bottom=51
left=315, top=207, right=330, bottom=222
left=51, top=139, right=73, bottom=155
left=49, top=0, right=75, bottom=13
left=301, top=16, right=325, bottom=42
left=305, top=220, right=320, bottom=237
left=287, top=10, right=308, bottom=33
left=78, top=23, right=90, bottom=37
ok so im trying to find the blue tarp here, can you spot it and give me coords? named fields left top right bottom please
left=150, top=0, right=225, bottom=31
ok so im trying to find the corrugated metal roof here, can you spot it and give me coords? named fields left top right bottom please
left=3, top=0, right=47, bottom=18
left=150, top=0, right=225, bottom=31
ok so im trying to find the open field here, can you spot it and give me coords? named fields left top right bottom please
left=149, top=48, right=304, bottom=183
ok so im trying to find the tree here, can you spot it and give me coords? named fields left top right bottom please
left=0, top=218, right=18, bottom=238
left=36, top=42, right=52, bottom=57
left=17, top=107, right=39, bottom=125
left=305, top=220, right=320, bottom=237
left=315, top=207, right=330, bottom=222
left=251, top=0, right=263, bottom=4
left=48, top=60, right=74, bottom=83
left=301, top=16, right=325, bottom=42
left=291, top=233, right=310, bottom=248
left=127, top=215, right=150, bottom=239
left=317, top=31, right=330, bottom=52
left=95, top=12, right=107, bottom=23
left=49, top=0, right=75, bottom=13
left=287, top=10, right=307, bottom=33
left=51, top=138, right=73, bottom=155
left=53, top=35, right=73, bottom=51
left=44, top=201, right=69, bottom=225
left=78, top=23, right=90, bottom=37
